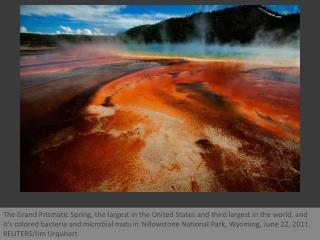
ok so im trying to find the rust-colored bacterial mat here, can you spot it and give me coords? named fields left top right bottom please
left=20, top=46, right=300, bottom=192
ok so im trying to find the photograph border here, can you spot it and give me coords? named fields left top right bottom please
left=1, top=0, right=319, bottom=207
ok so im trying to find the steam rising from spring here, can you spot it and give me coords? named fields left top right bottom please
left=53, top=8, right=300, bottom=66
left=119, top=8, right=300, bottom=65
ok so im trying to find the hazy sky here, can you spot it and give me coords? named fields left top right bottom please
left=20, top=5, right=300, bottom=35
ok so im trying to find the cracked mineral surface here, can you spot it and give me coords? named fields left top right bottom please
left=21, top=47, right=300, bottom=192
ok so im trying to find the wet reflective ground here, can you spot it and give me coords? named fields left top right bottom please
left=20, top=47, right=300, bottom=192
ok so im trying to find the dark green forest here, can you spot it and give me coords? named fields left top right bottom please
left=124, top=5, right=299, bottom=44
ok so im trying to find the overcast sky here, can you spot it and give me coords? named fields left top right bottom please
left=20, top=5, right=300, bottom=36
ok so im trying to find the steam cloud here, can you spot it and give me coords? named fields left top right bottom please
left=40, top=12, right=300, bottom=66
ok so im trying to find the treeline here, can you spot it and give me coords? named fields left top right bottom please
left=20, top=33, right=113, bottom=47
left=123, top=5, right=300, bottom=44
left=20, top=5, right=300, bottom=47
